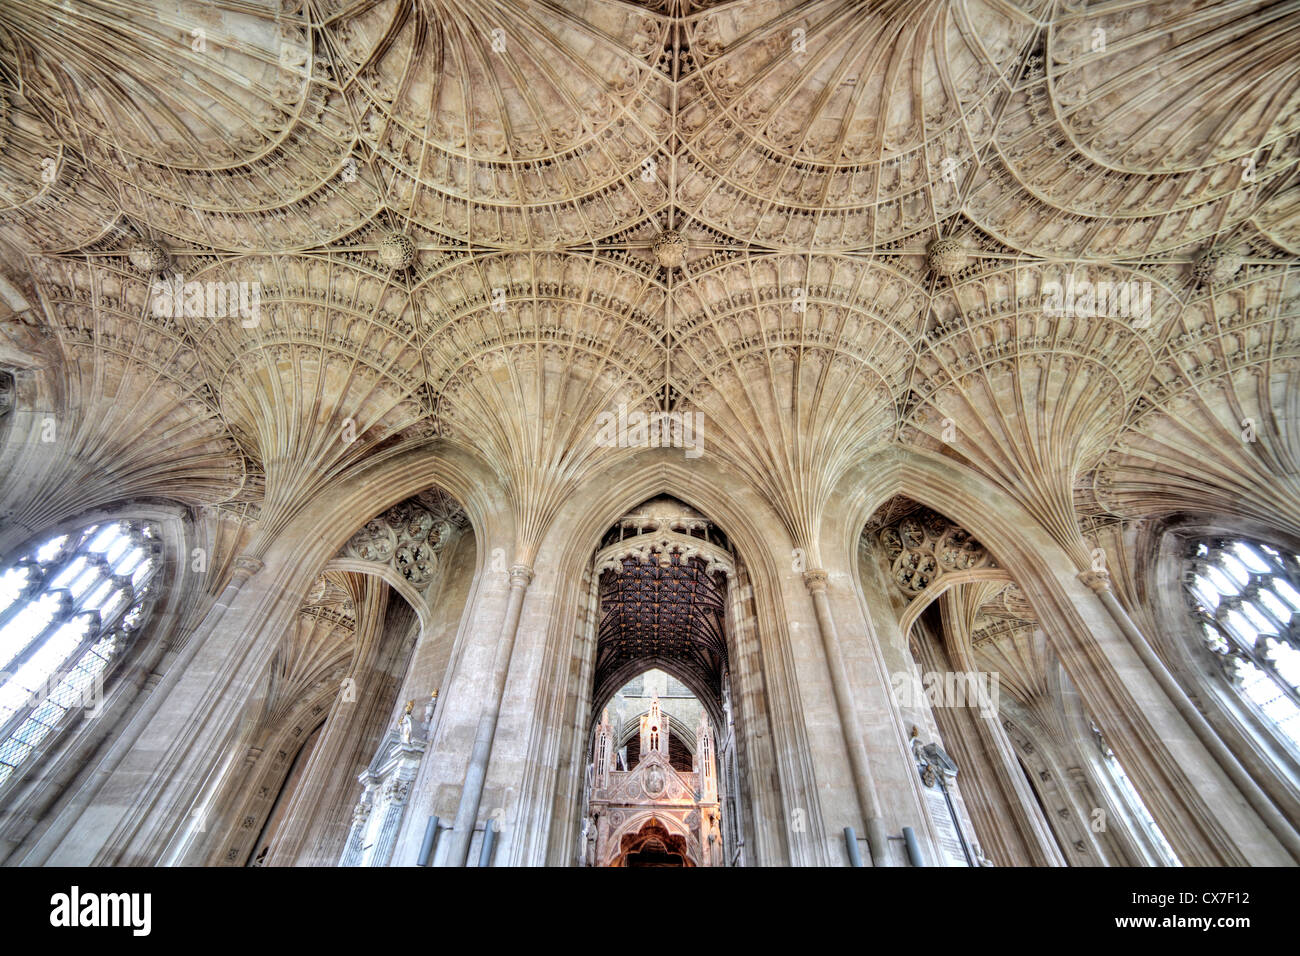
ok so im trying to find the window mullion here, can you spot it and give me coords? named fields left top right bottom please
left=1182, top=537, right=1300, bottom=761
left=2, top=552, right=133, bottom=678
left=0, top=545, right=112, bottom=666
left=0, top=574, right=137, bottom=740
left=1273, top=596, right=1300, bottom=653
left=0, top=629, right=120, bottom=748
left=1249, top=642, right=1300, bottom=706
left=1213, top=599, right=1253, bottom=651
left=1224, top=624, right=1282, bottom=689
left=1270, top=552, right=1300, bottom=588
left=65, top=553, right=113, bottom=617
left=0, top=560, right=49, bottom=634
left=0, top=614, right=109, bottom=745
left=0, top=589, right=78, bottom=680
left=0, top=522, right=161, bottom=789
left=1244, top=573, right=1300, bottom=659
left=0, top=587, right=145, bottom=768
left=1222, top=625, right=1300, bottom=701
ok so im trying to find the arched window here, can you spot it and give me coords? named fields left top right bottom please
left=1184, top=538, right=1300, bottom=754
left=1089, top=720, right=1180, bottom=866
left=0, top=520, right=162, bottom=788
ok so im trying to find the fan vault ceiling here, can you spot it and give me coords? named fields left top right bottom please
left=0, top=0, right=1296, bottom=564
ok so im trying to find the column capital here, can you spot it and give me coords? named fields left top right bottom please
left=802, top=568, right=829, bottom=593
left=508, top=564, right=534, bottom=588
left=1076, top=569, right=1111, bottom=593
left=231, top=554, right=265, bottom=584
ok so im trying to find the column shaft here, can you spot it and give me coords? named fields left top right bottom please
left=804, top=570, right=891, bottom=866
left=443, top=565, right=532, bottom=865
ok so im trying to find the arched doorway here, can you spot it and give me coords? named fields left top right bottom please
left=586, top=670, right=720, bottom=866
left=578, top=497, right=746, bottom=866
left=611, top=818, right=695, bottom=867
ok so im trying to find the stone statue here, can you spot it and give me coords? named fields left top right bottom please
left=645, top=765, right=665, bottom=796
left=423, top=689, right=438, bottom=729
left=583, top=816, right=597, bottom=867
left=398, top=699, right=414, bottom=744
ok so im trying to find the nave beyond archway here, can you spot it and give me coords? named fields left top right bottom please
left=586, top=678, right=721, bottom=867
left=579, top=499, right=743, bottom=867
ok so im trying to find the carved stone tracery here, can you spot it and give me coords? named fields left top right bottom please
left=340, top=498, right=462, bottom=591
left=877, top=503, right=994, bottom=598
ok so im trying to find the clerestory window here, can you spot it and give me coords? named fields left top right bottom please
left=0, top=520, right=161, bottom=788
left=1185, top=538, right=1300, bottom=755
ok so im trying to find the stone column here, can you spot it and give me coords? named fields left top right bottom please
left=1057, top=568, right=1295, bottom=865
left=1080, top=570, right=1300, bottom=862
left=923, top=599, right=1065, bottom=866
left=444, top=564, right=533, bottom=865
left=803, top=569, right=891, bottom=866
left=1061, top=764, right=1138, bottom=865
left=338, top=785, right=375, bottom=867
left=369, top=775, right=414, bottom=865
left=263, top=575, right=390, bottom=866
left=963, top=709, right=1063, bottom=865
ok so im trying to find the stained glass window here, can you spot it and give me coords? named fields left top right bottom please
left=0, top=520, right=161, bottom=788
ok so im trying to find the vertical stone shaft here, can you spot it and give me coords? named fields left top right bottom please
left=444, top=565, right=533, bottom=865
left=803, top=569, right=891, bottom=865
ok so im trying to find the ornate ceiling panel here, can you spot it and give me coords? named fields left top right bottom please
left=0, top=257, right=248, bottom=535
left=904, top=262, right=1179, bottom=566
left=193, top=253, right=431, bottom=544
left=674, top=0, right=1042, bottom=250
left=0, top=0, right=1295, bottom=560
left=594, top=498, right=730, bottom=706
left=262, top=569, right=359, bottom=729
left=675, top=253, right=922, bottom=552
left=326, top=0, right=673, bottom=247
left=0, top=1, right=372, bottom=253
left=969, top=613, right=1050, bottom=708
left=1084, top=266, right=1300, bottom=537
left=968, top=0, right=1300, bottom=259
